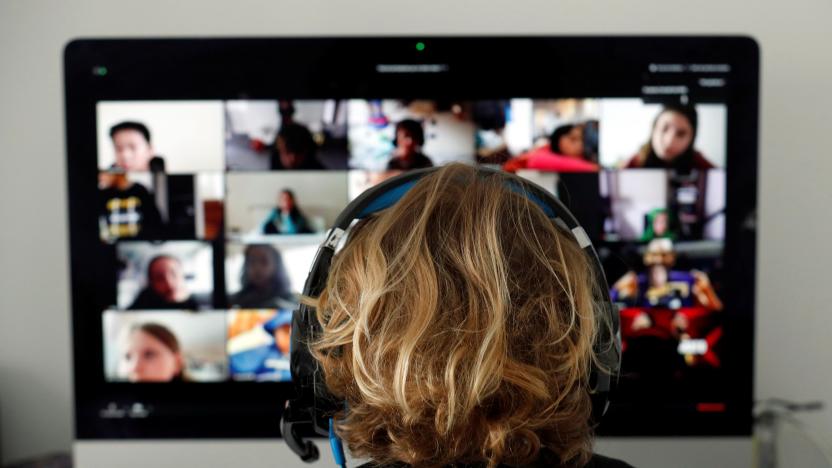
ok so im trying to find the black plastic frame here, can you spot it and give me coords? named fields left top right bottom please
left=64, top=36, right=759, bottom=439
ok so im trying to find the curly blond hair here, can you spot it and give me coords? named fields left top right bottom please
left=310, top=164, right=606, bottom=467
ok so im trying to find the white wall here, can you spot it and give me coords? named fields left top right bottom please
left=1, top=0, right=831, bottom=467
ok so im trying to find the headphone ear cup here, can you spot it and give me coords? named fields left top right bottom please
left=290, top=302, right=342, bottom=435
left=289, top=304, right=317, bottom=389
left=589, top=301, right=622, bottom=423
left=590, top=391, right=611, bottom=426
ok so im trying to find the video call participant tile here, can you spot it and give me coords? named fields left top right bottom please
left=347, top=99, right=477, bottom=172
left=102, top=310, right=228, bottom=383
left=225, top=240, right=318, bottom=310
left=97, top=101, right=225, bottom=174
left=597, top=99, right=726, bottom=169
left=226, top=309, right=293, bottom=382
left=599, top=169, right=725, bottom=242
left=224, top=99, right=349, bottom=171
left=225, top=171, right=348, bottom=240
left=115, top=240, right=214, bottom=310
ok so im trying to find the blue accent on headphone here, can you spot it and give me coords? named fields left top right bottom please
left=504, top=181, right=556, bottom=218
left=329, top=418, right=346, bottom=468
left=357, top=180, right=417, bottom=218
left=356, top=179, right=556, bottom=219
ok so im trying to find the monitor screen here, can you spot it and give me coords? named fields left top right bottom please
left=65, top=37, right=758, bottom=439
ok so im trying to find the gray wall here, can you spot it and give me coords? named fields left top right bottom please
left=1, top=0, right=831, bottom=466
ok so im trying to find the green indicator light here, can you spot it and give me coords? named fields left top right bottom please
left=93, top=66, right=108, bottom=76
left=416, top=42, right=426, bottom=52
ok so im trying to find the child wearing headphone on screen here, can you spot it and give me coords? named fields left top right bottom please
left=305, top=164, right=630, bottom=468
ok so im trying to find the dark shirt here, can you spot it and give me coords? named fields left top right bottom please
left=128, top=288, right=199, bottom=310
left=270, top=152, right=326, bottom=170
left=358, top=453, right=634, bottom=468
left=584, top=454, right=635, bottom=468
left=262, top=209, right=314, bottom=235
left=625, top=150, right=714, bottom=172
left=99, top=183, right=164, bottom=239
left=229, top=287, right=297, bottom=309
left=387, top=152, right=434, bottom=171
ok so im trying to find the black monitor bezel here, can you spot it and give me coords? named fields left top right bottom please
left=64, top=36, right=759, bottom=439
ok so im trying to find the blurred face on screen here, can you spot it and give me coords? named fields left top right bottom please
left=653, top=212, right=669, bottom=237
left=120, top=330, right=183, bottom=382
left=557, top=126, right=584, bottom=158
left=276, top=136, right=304, bottom=169
left=395, top=128, right=418, bottom=157
left=278, top=191, right=295, bottom=213
left=274, top=323, right=291, bottom=355
left=148, top=257, right=189, bottom=303
left=245, top=245, right=276, bottom=289
left=112, top=129, right=154, bottom=171
left=644, top=239, right=676, bottom=268
left=651, top=111, right=694, bottom=161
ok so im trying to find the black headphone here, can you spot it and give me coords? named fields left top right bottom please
left=281, top=166, right=621, bottom=464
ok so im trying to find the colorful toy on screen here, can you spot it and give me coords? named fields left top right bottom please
left=228, top=310, right=293, bottom=382
left=611, top=238, right=723, bottom=367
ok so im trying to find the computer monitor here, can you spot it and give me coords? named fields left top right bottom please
left=64, top=37, right=758, bottom=441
